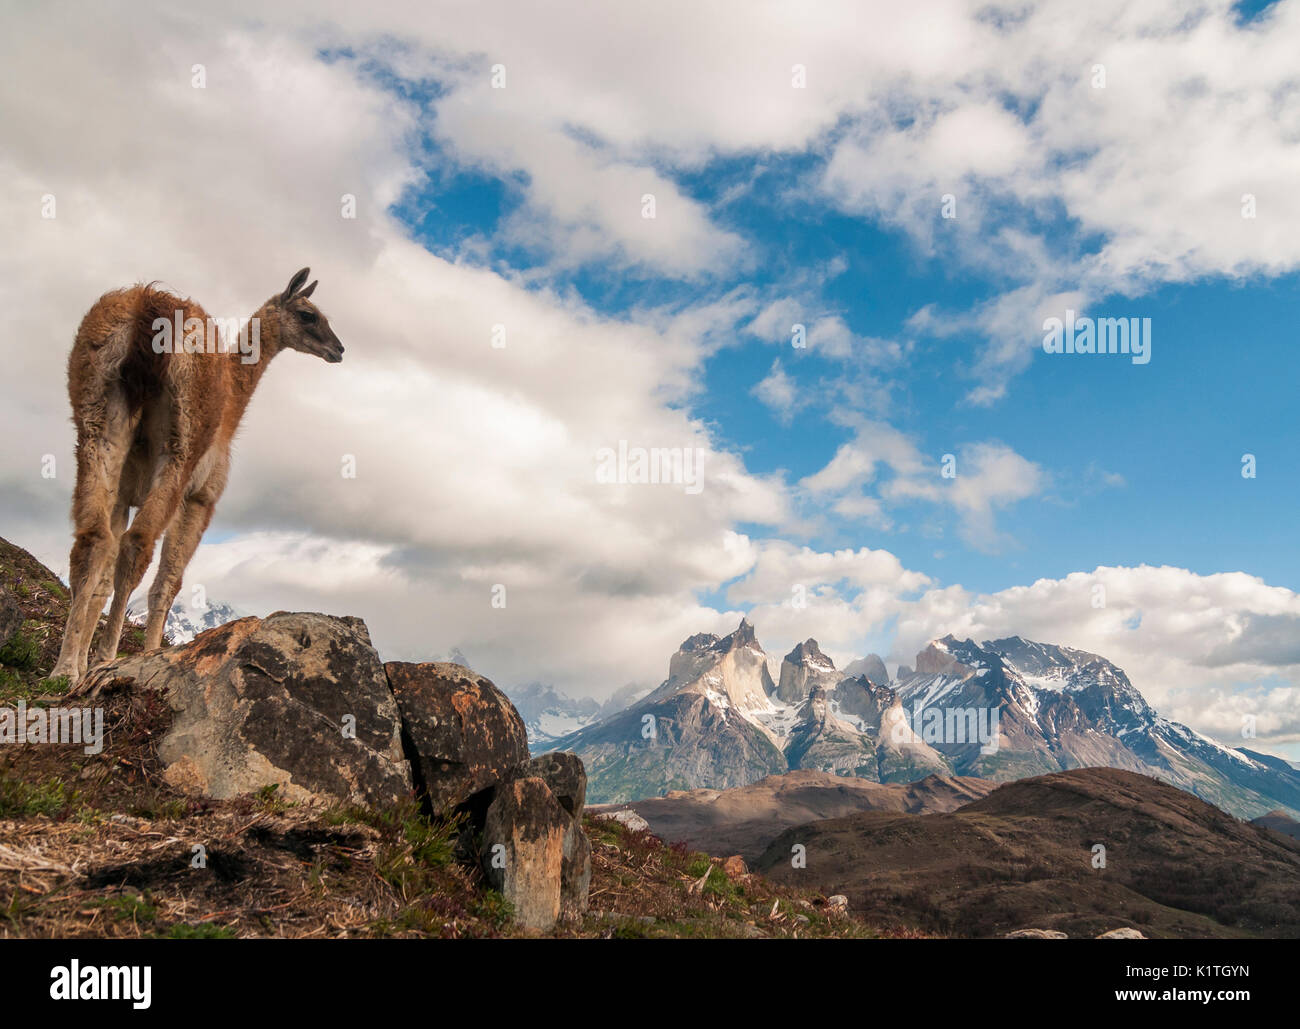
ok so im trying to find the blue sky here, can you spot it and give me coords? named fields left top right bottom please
left=397, top=128, right=1300, bottom=600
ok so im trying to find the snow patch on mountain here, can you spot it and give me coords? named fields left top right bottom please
left=126, top=597, right=245, bottom=644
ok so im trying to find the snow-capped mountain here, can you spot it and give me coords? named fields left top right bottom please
left=508, top=681, right=653, bottom=749
left=508, top=683, right=603, bottom=747
left=556, top=623, right=1300, bottom=819
left=125, top=597, right=245, bottom=644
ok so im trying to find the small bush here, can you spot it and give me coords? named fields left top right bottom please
left=0, top=629, right=40, bottom=671
left=472, top=889, right=514, bottom=930
left=0, top=775, right=79, bottom=818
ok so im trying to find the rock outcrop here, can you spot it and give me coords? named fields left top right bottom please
left=78, top=611, right=590, bottom=932
left=504, top=750, right=587, bottom=817
left=482, top=749, right=593, bottom=927
left=82, top=612, right=412, bottom=807
left=479, top=776, right=569, bottom=930
left=385, top=661, right=530, bottom=814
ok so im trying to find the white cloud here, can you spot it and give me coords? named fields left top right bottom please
left=0, top=3, right=788, bottom=698
left=752, top=360, right=803, bottom=423
left=799, top=423, right=1045, bottom=550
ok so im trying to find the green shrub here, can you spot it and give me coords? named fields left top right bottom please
left=0, top=775, right=78, bottom=818
left=0, top=628, right=40, bottom=671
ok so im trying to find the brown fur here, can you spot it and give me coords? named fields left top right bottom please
left=53, top=268, right=344, bottom=685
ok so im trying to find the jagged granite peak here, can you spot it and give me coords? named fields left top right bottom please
left=786, top=638, right=833, bottom=666
left=784, top=685, right=877, bottom=778
left=666, top=618, right=767, bottom=689
left=774, top=637, right=840, bottom=705
left=831, top=674, right=896, bottom=726
left=678, top=631, right=721, bottom=652
left=843, top=653, right=888, bottom=685
left=912, top=636, right=980, bottom=677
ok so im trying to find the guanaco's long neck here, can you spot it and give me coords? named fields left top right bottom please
left=225, top=303, right=282, bottom=426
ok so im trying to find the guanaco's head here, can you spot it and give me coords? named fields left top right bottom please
left=273, top=267, right=344, bottom=363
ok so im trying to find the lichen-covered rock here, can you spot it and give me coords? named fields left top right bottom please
left=1004, top=928, right=1068, bottom=939
left=561, top=813, right=592, bottom=920
left=80, top=612, right=412, bottom=806
left=480, top=776, right=568, bottom=931
left=1096, top=927, right=1145, bottom=939
left=504, top=751, right=587, bottom=818
left=384, top=661, right=529, bottom=814
left=490, top=752, right=592, bottom=921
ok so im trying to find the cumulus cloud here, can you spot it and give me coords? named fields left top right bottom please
left=752, top=360, right=804, bottom=423
left=0, top=3, right=788, bottom=698
left=799, top=423, right=1045, bottom=549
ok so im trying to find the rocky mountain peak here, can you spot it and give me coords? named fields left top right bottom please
left=667, top=624, right=751, bottom=685
left=728, top=617, right=758, bottom=649
left=785, top=638, right=833, bottom=667
left=774, top=636, right=840, bottom=705
left=913, top=639, right=975, bottom=677
left=844, top=653, right=888, bottom=685
left=678, top=631, right=720, bottom=653
left=556, top=618, right=1300, bottom=820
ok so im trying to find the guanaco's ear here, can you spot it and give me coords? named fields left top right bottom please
left=282, top=267, right=311, bottom=301
left=298, top=279, right=318, bottom=300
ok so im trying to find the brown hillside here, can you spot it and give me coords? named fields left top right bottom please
left=594, top=768, right=995, bottom=862
left=756, top=767, right=1300, bottom=939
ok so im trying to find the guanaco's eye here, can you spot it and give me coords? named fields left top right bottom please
left=299, top=310, right=318, bottom=324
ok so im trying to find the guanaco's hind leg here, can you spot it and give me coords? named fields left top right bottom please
left=98, top=449, right=193, bottom=669
left=52, top=400, right=134, bottom=684
left=81, top=492, right=130, bottom=668
left=142, top=487, right=219, bottom=651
